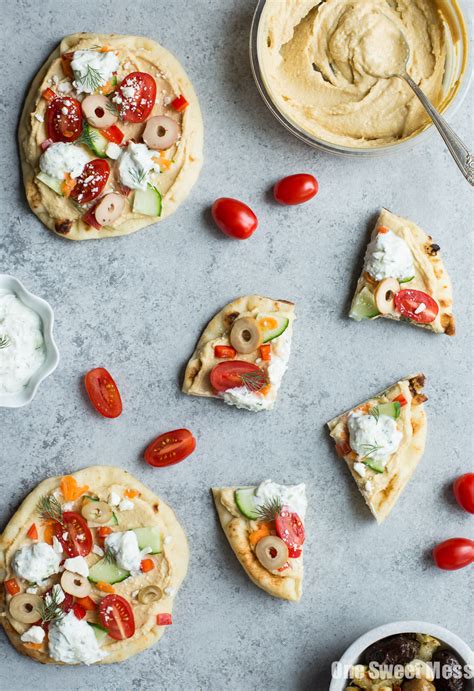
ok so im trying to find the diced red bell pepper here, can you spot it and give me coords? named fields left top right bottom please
left=335, top=440, right=351, bottom=457
left=27, top=524, right=38, bottom=540
left=42, top=87, right=56, bottom=102
left=214, top=345, right=236, bottom=359
left=101, top=124, right=124, bottom=144
left=393, top=394, right=407, bottom=407
left=260, top=344, right=271, bottom=361
left=73, top=603, right=86, bottom=620
left=75, top=596, right=96, bottom=611
left=170, top=95, right=189, bottom=112
left=98, top=527, right=113, bottom=538
left=82, top=207, right=102, bottom=230
left=156, top=613, right=172, bottom=626
left=40, top=138, right=54, bottom=151
left=4, top=578, right=20, bottom=596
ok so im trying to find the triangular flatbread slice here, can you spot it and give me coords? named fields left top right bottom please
left=349, top=209, right=455, bottom=335
left=327, top=374, right=427, bottom=523
left=183, top=296, right=295, bottom=411
left=212, top=483, right=305, bottom=601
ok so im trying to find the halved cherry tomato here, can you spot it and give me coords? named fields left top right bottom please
left=73, top=603, right=86, bottom=620
left=453, top=474, right=474, bottom=514
left=394, top=289, right=439, bottom=324
left=75, top=595, right=96, bottom=611
left=211, top=198, right=258, bottom=240
left=27, top=523, right=38, bottom=540
left=4, top=578, right=20, bottom=596
left=99, top=594, right=135, bottom=640
left=214, top=345, right=236, bottom=359
left=70, top=159, right=110, bottom=205
left=101, top=124, right=124, bottom=144
left=84, top=367, right=122, bottom=418
left=118, top=72, right=156, bottom=122
left=210, top=361, right=267, bottom=393
left=144, top=429, right=196, bottom=468
left=54, top=512, right=92, bottom=557
left=170, top=95, right=189, bottom=112
left=45, top=96, right=83, bottom=142
left=275, top=507, right=305, bottom=557
left=156, top=613, right=172, bottom=626
left=433, top=538, right=474, bottom=570
left=61, top=52, right=74, bottom=79
left=273, top=174, right=318, bottom=205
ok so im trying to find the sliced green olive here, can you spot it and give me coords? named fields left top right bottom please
left=137, top=585, right=162, bottom=605
left=255, top=535, right=288, bottom=571
left=81, top=500, right=112, bottom=524
left=9, top=593, right=43, bottom=624
left=61, top=570, right=91, bottom=598
left=375, top=277, right=400, bottom=315
left=229, top=317, right=262, bottom=354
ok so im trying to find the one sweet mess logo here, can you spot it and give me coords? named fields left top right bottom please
left=331, top=660, right=474, bottom=682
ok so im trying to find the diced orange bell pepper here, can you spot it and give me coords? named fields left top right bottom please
left=248, top=522, right=274, bottom=547
left=260, top=344, right=271, bottom=361
left=75, top=595, right=97, bottom=611
left=23, top=642, right=43, bottom=650
left=259, top=383, right=271, bottom=397
left=61, top=173, right=76, bottom=198
left=98, top=527, right=113, bottom=538
left=214, top=345, right=236, bottom=359
left=60, top=475, right=89, bottom=501
left=42, top=87, right=56, bottom=102
left=27, top=523, right=38, bottom=540
left=96, top=582, right=115, bottom=594
left=377, top=225, right=390, bottom=234
left=257, top=316, right=278, bottom=331
left=43, top=522, right=54, bottom=545
left=4, top=578, right=20, bottom=596
left=140, top=558, right=154, bottom=573
left=124, top=488, right=139, bottom=499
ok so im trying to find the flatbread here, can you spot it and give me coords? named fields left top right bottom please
left=183, top=295, right=295, bottom=410
left=19, top=33, right=203, bottom=240
left=327, top=374, right=427, bottom=523
left=350, top=209, right=454, bottom=335
left=212, top=487, right=303, bottom=602
left=0, top=465, right=188, bottom=664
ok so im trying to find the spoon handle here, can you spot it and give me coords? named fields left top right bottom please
left=404, top=73, right=474, bottom=186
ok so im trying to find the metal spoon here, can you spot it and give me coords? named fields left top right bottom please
left=365, top=24, right=473, bottom=186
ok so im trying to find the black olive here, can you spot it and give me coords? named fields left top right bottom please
left=362, top=634, right=420, bottom=666
left=432, top=649, right=465, bottom=691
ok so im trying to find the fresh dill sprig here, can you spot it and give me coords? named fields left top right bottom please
left=129, top=168, right=148, bottom=187
left=75, top=64, right=104, bottom=93
left=77, top=124, right=99, bottom=150
left=255, top=497, right=283, bottom=522
left=239, top=370, right=268, bottom=393
left=39, top=587, right=65, bottom=624
left=37, top=495, right=63, bottom=525
left=103, top=546, right=116, bottom=564
left=105, top=99, right=120, bottom=117
left=0, top=335, right=11, bottom=349
left=359, top=443, right=384, bottom=461
left=369, top=406, right=380, bottom=424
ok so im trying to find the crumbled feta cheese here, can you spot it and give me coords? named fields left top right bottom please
left=45, top=584, right=65, bottom=606
left=119, top=498, right=134, bottom=511
left=121, top=85, right=136, bottom=99
left=57, top=80, right=73, bottom=93
left=414, top=302, right=427, bottom=315
left=12, top=542, right=61, bottom=582
left=92, top=544, right=104, bottom=557
left=21, top=625, right=45, bottom=644
left=48, top=611, right=107, bottom=664
left=26, top=586, right=38, bottom=594
left=163, top=586, right=174, bottom=596
left=63, top=501, right=74, bottom=511
left=105, top=142, right=122, bottom=160
left=39, top=142, right=89, bottom=180
left=118, top=142, right=160, bottom=190
left=34, top=113, right=44, bottom=122
left=108, top=491, right=121, bottom=506
left=71, top=50, right=119, bottom=94
left=353, top=462, right=367, bottom=478
left=64, top=556, right=89, bottom=577
left=364, top=481, right=373, bottom=493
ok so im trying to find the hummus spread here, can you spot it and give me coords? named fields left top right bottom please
left=257, top=0, right=448, bottom=148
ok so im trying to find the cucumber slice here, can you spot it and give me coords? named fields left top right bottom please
left=81, top=124, right=108, bottom=158
left=234, top=487, right=260, bottom=520
left=257, top=314, right=289, bottom=343
left=36, top=171, right=62, bottom=195
left=88, top=558, right=129, bottom=584
left=363, top=458, right=385, bottom=474
left=371, top=401, right=401, bottom=420
left=88, top=623, right=109, bottom=644
left=399, top=276, right=415, bottom=284
left=349, top=286, right=380, bottom=321
left=133, top=184, right=162, bottom=217
left=133, top=526, right=162, bottom=554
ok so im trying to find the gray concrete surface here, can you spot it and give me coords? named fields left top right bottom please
left=0, top=1, right=473, bottom=689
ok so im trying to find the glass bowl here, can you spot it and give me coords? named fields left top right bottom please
left=250, top=0, right=472, bottom=157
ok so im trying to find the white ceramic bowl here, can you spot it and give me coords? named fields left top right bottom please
left=0, top=274, right=59, bottom=408
left=329, top=620, right=474, bottom=690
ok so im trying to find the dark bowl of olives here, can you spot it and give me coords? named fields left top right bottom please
left=329, top=621, right=473, bottom=691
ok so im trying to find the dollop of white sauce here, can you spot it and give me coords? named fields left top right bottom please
left=364, top=229, right=414, bottom=281
left=0, top=292, right=46, bottom=394
left=118, top=142, right=159, bottom=190
left=39, top=142, right=89, bottom=180
left=348, top=411, right=402, bottom=464
left=12, top=542, right=61, bottom=582
left=222, top=328, right=291, bottom=412
left=104, top=530, right=142, bottom=574
left=255, top=480, right=307, bottom=519
left=48, top=611, right=107, bottom=665
left=71, top=50, right=119, bottom=94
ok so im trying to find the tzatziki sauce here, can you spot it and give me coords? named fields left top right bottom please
left=0, top=291, right=46, bottom=394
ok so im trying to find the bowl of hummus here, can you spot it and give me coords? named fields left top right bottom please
left=250, top=0, right=471, bottom=155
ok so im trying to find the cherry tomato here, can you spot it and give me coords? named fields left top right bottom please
left=275, top=507, right=305, bottom=557
left=433, top=538, right=474, bottom=570
left=273, top=173, right=319, bottom=205
left=210, top=361, right=267, bottom=393
left=211, top=198, right=258, bottom=240
left=118, top=72, right=156, bottom=123
left=84, top=367, right=122, bottom=418
left=70, top=159, right=110, bottom=205
left=46, top=96, right=83, bottom=142
left=54, top=512, right=92, bottom=557
left=99, top=594, right=135, bottom=640
left=453, top=473, right=474, bottom=514
left=144, top=429, right=196, bottom=468
left=394, top=289, right=439, bottom=324
left=73, top=603, right=86, bottom=620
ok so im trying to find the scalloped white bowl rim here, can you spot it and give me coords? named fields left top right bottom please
left=329, top=620, right=474, bottom=690
left=0, top=274, right=59, bottom=408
